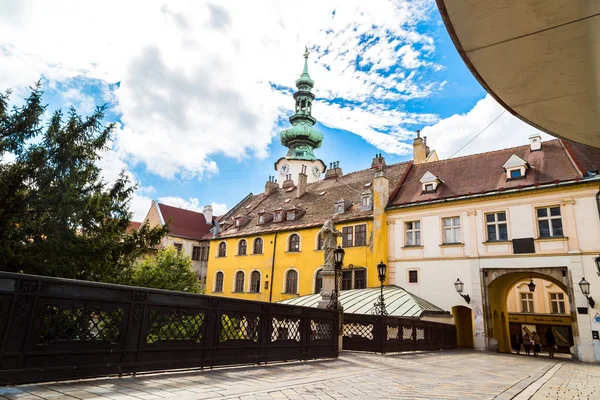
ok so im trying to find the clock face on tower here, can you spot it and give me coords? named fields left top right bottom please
left=280, top=163, right=290, bottom=177
left=312, top=166, right=321, bottom=178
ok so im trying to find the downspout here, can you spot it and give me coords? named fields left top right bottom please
left=269, top=233, right=278, bottom=303
left=596, top=189, right=600, bottom=220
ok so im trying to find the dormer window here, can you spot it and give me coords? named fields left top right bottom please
left=274, top=210, right=283, bottom=222
left=235, top=219, right=241, bottom=227
left=419, top=171, right=441, bottom=194
left=234, top=215, right=251, bottom=228
left=258, top=214, right=264, bottom=224
left=288, top=210, right=295, bottom=220
left=335, top=201, right=345, bottom=214
left=360, top=191, right=372, bottom=211
left=503, top=154, right=528, bottom=180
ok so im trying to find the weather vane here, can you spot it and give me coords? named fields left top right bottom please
left=304, top=46, right=310, bottom=59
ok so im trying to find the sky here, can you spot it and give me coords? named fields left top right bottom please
left=0, top=0, right=552, bottom=220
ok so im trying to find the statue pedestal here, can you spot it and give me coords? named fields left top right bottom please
left=317, top=269, right=335, bottom=309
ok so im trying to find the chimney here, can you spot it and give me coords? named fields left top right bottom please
left=282, top=174, right=295, bottom=189
left=264, top=175, right=278, bottom=195
left=413, top=130, right=427, bottom=164
left=203, top=205, right=213, bottom=224
left=325, top=161, right=343, bottom=179
left=297, top=165, right=308, bottom=198
left=529, top=134, right=542, bottom=151
left=371, top=153, right=387, bottom=171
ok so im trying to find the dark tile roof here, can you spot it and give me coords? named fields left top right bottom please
left=561, top=140, right=600, bottom=176
left=217, top=162, right=410, bottom=238
left=389, top=139, right=600, bottom=207
left=158, top=203, right=213, bottom=241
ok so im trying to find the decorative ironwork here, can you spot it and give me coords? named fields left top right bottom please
left=310, top=319, right=333, bottom=341
left=219, top=313, right=260, bottom=343
left=271, top=318, right=301, bottom=342
left=20, top=280, right=39, bottom=293
left=386, top=325, right=399, bottom=340
left=134, top=291, right=147, bottom=302
left=0, top=271, right=338, bottom=385
left=38, top=305, right=124, bottom=345
left=416, top=327, right=425, bottom=340
left=146, top=310, right=204, bottom=343
left=343, top=323, right=373, bottom=340
left=371, top=286, right=388, bottom=316
left=402, top=326, right=414, bottom=340
left=326, top=289, right=338, bottom=310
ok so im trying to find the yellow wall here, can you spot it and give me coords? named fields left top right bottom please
left=506, top=278, right=570, bottom=315
left=206, top=219, right=383, bottom=303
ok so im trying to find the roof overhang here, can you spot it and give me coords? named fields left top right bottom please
left=436, top=0, right=600, bottom=148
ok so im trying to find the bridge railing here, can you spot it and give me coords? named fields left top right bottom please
left=0, top=272, right=338, bottom=385
left=343, top=313, right=456, bottom=353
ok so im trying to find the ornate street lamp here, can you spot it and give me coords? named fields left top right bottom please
left=579, top=277, right=595, bottom=308
left=372, top=261, right=388, bottom=316
left=328, top=246, right=345, bottom=310
left=454, top=278, right=471, bottom=304
left=528, top=274, right=536, bottom=292
left=594, top=255, right=600, bottom=276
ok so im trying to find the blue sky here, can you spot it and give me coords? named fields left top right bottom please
left=0, top=0, right=549, bottom=219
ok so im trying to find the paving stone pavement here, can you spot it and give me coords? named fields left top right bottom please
left=0, top=350, right=596, bottom=400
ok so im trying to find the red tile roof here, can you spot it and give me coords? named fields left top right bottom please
left=158, top=203, right=213, bottom=241
left=389, top=139, right=600, bottom=207
left=126, top=221, right=142, bottom=233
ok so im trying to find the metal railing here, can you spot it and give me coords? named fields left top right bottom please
left=0, top=272, right=338, bottom=385
left=343, top=313, right=456, bottom=353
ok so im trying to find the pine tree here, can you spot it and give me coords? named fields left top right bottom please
left=0, top=83, right=169, bottom=284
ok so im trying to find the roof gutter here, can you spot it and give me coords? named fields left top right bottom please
left=387, top=177, right=600, bottom=211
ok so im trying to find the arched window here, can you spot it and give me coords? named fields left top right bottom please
left=250, top=271, right=261, bottom=293
left=214, top=271, right=224, bottom=292
left=288, top=234, right=300, bottom=252
left=218, top=242, right=227, bottom=257
left=314, top=269, right=323, bottom=294
left=238, top=239, right=247, bottom=255
left=234, top=271, right=245, bottom=292
left=285, top=270, right=298, bottom=294
left=253, top=238, right=264, bottom=254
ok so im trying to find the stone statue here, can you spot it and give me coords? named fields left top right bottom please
left=318, top=218, right=342, bottom=271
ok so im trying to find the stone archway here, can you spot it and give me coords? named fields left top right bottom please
left=481, top=267, right=578, bottom=354
left=452, top=305, right=474, bottom=348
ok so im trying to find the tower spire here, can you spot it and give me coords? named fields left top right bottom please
left=279, top=48, right=323, bottom=161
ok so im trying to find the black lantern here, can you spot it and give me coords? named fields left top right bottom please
left=528, top=274, right=536, bottom=292
left=371, top=260, right=388, bottom=316
left=454, top=278, right=470, bottom=304
left=333, top=246, right=345, bottom=267
left=594, top=255, right=600, bottom=276
left=377, top=261, right=387, bottom=283
left=579, top=277, right=595, bottom=308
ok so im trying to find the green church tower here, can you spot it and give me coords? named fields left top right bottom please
left=275, top=48, right=326, bottom=186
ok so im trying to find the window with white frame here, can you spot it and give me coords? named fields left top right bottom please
left=536, top=206, right=563, bottom=238
left=341, top=268, right=366, bottom=290
left=250, top=271, right=261, bottom=293
left=274, top=210, right=283, bottom=222
left=214, top=272, right=224, bottom=292
left=218, top=242, right=227, bottom=257
left=238, top=239, right=247, bottom=255
left=234, top=271, right=245, bottom=292
left=405, top=221, right=421, bottom=246
left=285, top=270, right=298, bottom=293
left=550, top=293, right=566, bottom=314
left=253, top=238, right=263, bottom=254
left=288, top=234, right=300, bottom=252
left=360, top=192, right=372, bottom=210
left=442, top=216, right=461, bottom=244
left=521, top=292, right=534, bottom=313
left=342, top=226, right=353, bottom=247
left=485, top=212, right=508, bottom=241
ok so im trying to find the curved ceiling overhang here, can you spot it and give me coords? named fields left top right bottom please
left=436, top=0, right=600, bottom=148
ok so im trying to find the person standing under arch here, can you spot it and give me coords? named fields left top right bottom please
left=532, top=331, right=541, bottom=357
left=545, top=328, right=557, bottom=358
left=522, top=331, right=532, bottom=355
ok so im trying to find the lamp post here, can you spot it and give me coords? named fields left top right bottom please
left=371, top=261, right=388, bottom=316
left=579, top=277, right=595, bottom=308
left=454, top=278, right=471, bottom=304
left=328, top=246, right=345, bottom=310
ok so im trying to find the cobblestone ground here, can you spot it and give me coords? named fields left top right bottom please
left=0, top=350, right=597, bottom=400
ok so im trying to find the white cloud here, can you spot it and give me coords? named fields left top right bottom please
left=0, top=0, right=443, bottom=177
left=421, top=95, right=553, bottom=159
left=157, top=196, right=229, bottom=217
